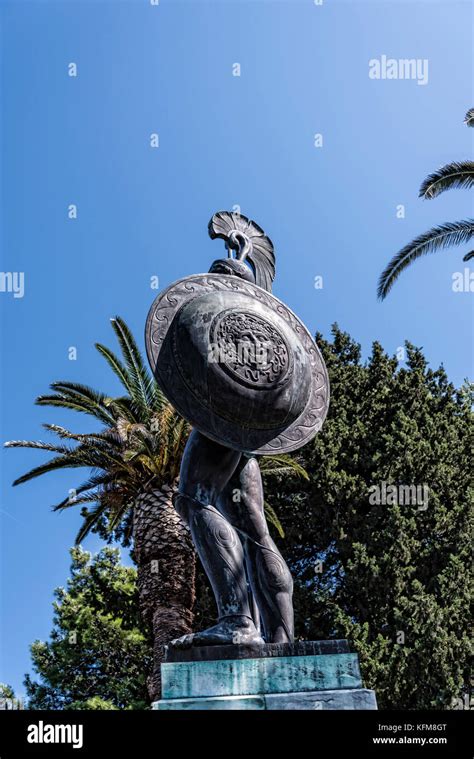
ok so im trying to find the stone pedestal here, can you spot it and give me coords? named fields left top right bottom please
left=152, top=640, right=377, bottom=710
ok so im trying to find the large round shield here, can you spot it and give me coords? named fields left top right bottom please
left=145, top=274, right=329, bottom=454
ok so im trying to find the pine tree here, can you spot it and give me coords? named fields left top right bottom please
left=267, top=325, right=472, bottom=709
left=24, top=547, right=152, bottom=710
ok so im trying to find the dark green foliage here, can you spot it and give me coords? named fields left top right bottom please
left=266, top=325, right=472, bottom=709
left=24, top=547, right=152, bottom=710
left=0, top=684, right=15, bottom=699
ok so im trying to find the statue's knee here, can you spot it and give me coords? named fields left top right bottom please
left=278, top=564, right=293, bottom=597
left=172, top=492, right=204, bottom=524
left=257, top=548, right=293, bottom=594
left=173, top=491, right=220, bottom=528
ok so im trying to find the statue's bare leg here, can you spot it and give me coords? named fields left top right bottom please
left=171, top=429, right=264, bottom=649
left=217, top=456, right=294, bottom=644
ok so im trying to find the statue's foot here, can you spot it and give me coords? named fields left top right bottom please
left=170, top=615, right=264, bottom=650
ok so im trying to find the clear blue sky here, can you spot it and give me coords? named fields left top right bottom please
left=1, top=0, right=472, bottom=698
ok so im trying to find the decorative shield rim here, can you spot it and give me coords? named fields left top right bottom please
left=145, top=273, right=330, bottom=454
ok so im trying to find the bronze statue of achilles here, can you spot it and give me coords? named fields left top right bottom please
left=145, top=211, right=329, bottom=650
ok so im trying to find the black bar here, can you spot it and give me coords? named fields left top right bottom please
left=0, top=709, right=470, bottom=758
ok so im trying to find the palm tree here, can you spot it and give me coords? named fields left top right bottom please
left=5, top=317, right=306, bottom=702
left=378, top=109, right=474, bottom=299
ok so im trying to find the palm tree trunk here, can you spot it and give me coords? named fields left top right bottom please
left=132, top=484, right=196, bottom=702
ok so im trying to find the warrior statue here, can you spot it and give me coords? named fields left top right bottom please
left=145, top=211, right=329, bottom=651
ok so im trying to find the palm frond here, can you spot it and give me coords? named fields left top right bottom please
left=263, top=501, right=285, bottom=538
left=7, top=316, right=187, bottom=538
left=107, top=500, right=133, bottom=532
left=110, top=317, right=155, bottom=413
left=35, top=394, right=114, bottom=423
left=42, top=423, right=110, bottom=443
left=56, top=492, right=102, bottom=509
left=10, top=454, right=85, bottom=486
left=37, top=382, right=116, bottom=425
left=4, top=440, right=72, bottom=454
left=75, top=501, right=111, bottom=544
left=464, top=107, right=474, bottom=127
left=419, top=161, right=474, bottom=199
left=378, top=219, right=474, bottom=300
left=94, top=344, right=137, bottom=401
left=42, top=423, right=83, bottom=440
left=259, top=454, right=309, bottom=480
left=170, top=417, right=190, bottom=458
left=72, top=443, right=136, bottom=475
left=43, top=423, right=123, bottom=448
left=150, top=385, right=169, bottom=412
left=52, top=472, right=116, bottom=511
left=105, top=397, right=137, bottom=424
